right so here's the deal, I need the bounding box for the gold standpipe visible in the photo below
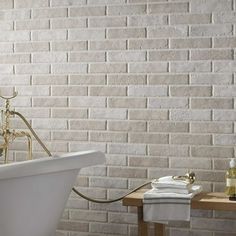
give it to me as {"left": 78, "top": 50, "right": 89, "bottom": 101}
{"left": 0, "top": 91, "right": 50, "bottom": 163}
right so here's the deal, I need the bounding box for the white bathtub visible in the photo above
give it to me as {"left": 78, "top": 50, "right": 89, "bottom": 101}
{"left": 0, "top": 150, "right": 105, "bottom": 236}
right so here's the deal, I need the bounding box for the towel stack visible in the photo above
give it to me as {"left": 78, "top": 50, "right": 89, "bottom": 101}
{"left": 143, "top": 176, "right": 202, "bottom": 223}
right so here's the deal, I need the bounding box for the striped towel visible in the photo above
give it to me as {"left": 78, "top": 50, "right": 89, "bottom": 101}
{"left": 143, "top": 185, "right": 202, "bottom": 223}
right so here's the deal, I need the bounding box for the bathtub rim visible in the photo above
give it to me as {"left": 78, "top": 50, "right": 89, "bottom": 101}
{"left": 0, "top": 150, "right": 105, "bottom": 180}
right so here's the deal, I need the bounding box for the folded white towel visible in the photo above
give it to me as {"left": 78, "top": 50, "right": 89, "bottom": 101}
{"left": 151, "top": 176, "right": 192, "bottom": 190}
{"left": 158, "top": 175, "right": 188, "bottom": 184}
{"left": 151, "top": 188, "right": 190, "bottom": 194}
{"left": 144, "top": 185, "right": 202, "bottom": 199}
{"left": 143, "top": 185, "right": 202, "bottom": 223}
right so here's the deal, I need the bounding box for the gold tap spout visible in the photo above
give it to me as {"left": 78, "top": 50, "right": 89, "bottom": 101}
{"left": 0, "top": 91, "right": 18, "bottom": 100}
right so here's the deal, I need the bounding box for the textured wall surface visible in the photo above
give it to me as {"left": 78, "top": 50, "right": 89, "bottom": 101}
{"left": 1, "top": 0, "right": 236, "bottom": 235}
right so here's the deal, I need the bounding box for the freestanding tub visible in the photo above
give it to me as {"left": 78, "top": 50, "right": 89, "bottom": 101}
{"left": 0, "top": 150, "right": 105, "bottom": 236}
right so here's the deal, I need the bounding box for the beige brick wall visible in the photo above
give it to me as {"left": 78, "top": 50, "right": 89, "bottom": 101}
{"left": 1, "top": 0, "right": 236, "bottom": 235}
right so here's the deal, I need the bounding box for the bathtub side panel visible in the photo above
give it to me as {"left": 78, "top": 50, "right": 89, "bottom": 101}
{"left": 0, "top": 170, "right": 79, "bottom": 236}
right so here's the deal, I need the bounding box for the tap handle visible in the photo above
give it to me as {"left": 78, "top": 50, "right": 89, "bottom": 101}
{"left": 0, "top": 91, "right": 18, "bottom": 101}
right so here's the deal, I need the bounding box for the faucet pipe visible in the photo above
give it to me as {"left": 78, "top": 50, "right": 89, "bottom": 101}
{"left": 11, "top": 111, "right": 52, "bottom": 156}
{"left": 12, "top": 111, "right": 52, "bottom": 157}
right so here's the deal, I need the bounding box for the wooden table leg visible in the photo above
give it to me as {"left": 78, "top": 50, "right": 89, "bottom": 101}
{"left": 137, "top": 206, "right": 148, "bottom": 236}
{"left": 154, "top": 223, "right": 165, "bottom": 236}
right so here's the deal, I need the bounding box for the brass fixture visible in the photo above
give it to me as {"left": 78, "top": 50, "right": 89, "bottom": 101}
{"left": 172, "top": 172, "right": 196, "bottom": 184}
{"left": 0, "top": 91, "right": 51, "bottom": 163}
{"left": 0, "top": 91, "right": 32, "bottom": 163}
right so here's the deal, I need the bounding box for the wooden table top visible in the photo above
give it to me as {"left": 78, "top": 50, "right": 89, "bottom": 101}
{"left": 122, "top": 189, "right": 236, "bottom": 211}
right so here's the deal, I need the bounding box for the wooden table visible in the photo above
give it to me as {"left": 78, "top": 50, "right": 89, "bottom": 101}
{"left": 122, "top": 189, "right": 236, "bottom": 236}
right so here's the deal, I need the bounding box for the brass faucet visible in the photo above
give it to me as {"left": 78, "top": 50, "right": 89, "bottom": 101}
{"left": 0, "top": 91, "right": 32, "bottom": 163}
